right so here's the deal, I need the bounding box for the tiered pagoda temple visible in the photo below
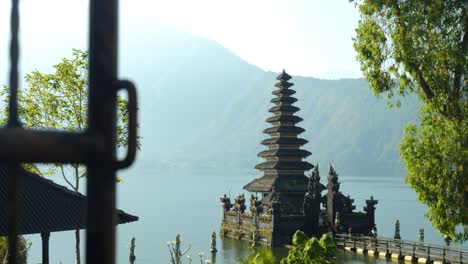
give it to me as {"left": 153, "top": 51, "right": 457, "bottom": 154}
{"left": 220, "top": 70, "right": 377, "bottom": 246}
{"left": 245, "top": 70, "right": 313, "bottom": 215}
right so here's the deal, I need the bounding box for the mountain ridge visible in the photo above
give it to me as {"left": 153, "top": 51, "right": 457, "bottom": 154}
{"left": 120, "top": 27, "right": 419, "bottom": 177}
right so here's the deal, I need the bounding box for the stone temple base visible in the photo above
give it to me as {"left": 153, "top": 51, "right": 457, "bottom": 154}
{"left": 220, "top": 211, "right": 306, "bottom": 246}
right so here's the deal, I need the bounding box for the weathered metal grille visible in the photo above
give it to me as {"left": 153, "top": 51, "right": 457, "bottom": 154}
{"left": 2, "top": 0, "right": 138, "bottom": 263}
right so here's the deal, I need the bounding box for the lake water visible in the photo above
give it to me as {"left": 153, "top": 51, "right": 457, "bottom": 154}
{"left": 24, "top": 164, "right": 465, "bottom": 263}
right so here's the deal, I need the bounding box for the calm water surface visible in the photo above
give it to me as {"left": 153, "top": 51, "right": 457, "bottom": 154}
{"left": 24, "top": 165, "right": 465, "bottom": 263}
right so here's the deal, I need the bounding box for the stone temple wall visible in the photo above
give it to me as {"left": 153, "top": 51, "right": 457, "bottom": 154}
{"left": 220, "top": 211, "right": 274, "bottom": 246}
{"left": 220, "top": 209, "right": 310, "bottom": 246}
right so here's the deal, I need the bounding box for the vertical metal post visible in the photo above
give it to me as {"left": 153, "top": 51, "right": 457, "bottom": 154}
{"left": 86, "top": 0, "right": 118, "bottom": 263}
{"left": 7, "top": 0, "right": 21, "bottom": 263}
{"left": 6, "top": 164, "right": 20, "bottom": 264}
{"left": 41, "top": 232, "right": 50, "bottom": 264}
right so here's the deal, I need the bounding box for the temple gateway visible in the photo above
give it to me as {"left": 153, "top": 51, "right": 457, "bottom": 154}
{"left": 220, "top": 70, "right": 377, "bottom": 246}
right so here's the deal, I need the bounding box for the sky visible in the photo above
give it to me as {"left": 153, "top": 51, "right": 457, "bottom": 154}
{"left": 0, "top": 0, "right": 363, "bottom": 82}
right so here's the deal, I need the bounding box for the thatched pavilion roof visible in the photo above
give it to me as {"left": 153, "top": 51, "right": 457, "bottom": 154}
{"left": 0, "top": 164, "right": 138, "bottom": 236}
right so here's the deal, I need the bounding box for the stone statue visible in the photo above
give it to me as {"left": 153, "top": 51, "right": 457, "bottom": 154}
{"left": 250, "top": 194, "right": 263, "bottom": 215}
{"left": 371, "top": 226, "right": 377, "bottom": 238}
{"left": 394, "top": 220, "right": 401, "bottom": 239}
{"left": 418, "top": 228, "right": 424, "bottom": 243}
{"left": 343, "top": 195, "right": 356, "bottom": 213}
{"left": 234, "top": 194, "right": 247, "bottom": 213}
{"left": 129, "top": 237, "right": 136, "bottom": 264}
{"left": 444, "top": 235, "right": 452, "bottom": 246}
{"left": 220, "top": 194, "right": 233, "bottom": 212}
{"left": 251, "top": 231, "right": 258, "bottom": 247}
{"left": 334, "top": 212, "right": 341, "bottom": 227}
{"left": 239, "top": 194, "right": 246, "bottom": 212}
{"left": 175, "top": 234, "right": 181, "bottom": 257}
{"left": 210, "top": 231, "right": 217, "bottom": 253}
{"left": 250, "top": 194, "right": 257, "bottom": 214}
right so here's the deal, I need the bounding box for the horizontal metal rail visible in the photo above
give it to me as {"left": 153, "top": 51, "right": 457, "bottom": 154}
{"left": 336, "top": 233, "right": 468, "bottom": 263}
{"left": 0, "top": 129, "right": 105, "bottom": 163}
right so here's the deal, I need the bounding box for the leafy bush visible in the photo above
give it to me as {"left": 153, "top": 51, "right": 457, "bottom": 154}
{"left": 280, "top": 231, "right": 335, "bottom": 264}
{"left": 238, "top": 247, "right": 275, "bottom": 264}
{"left": 239, "top": 231, "right": 335, "bottom": 264}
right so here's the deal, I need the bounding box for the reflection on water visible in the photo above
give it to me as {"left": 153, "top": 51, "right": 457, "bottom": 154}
{"left": 220, "top": 238, "right": 288, "bottom": 264}
{"left": 24, "top": 168, "right": 466, "bottom": 263}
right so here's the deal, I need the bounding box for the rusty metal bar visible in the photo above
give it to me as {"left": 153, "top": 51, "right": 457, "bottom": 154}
{"left": 0, "top": 129, "right": 104, "bottom": 163}
{"left": 86, "top": 0, "right": 119, "bottom": 263}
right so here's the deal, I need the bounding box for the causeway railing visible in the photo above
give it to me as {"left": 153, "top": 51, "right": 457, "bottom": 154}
{"left": 335, "top": 233, "right": 468, "bottom": 263}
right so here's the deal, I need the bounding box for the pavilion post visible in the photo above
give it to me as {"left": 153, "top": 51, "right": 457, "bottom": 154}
{"left": 41, "top": 232, "right": 50, "bottom": 264}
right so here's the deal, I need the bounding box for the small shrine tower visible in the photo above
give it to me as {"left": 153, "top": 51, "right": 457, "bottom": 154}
{"left": 303, "top": 164, "right": 326, "bottom": 236}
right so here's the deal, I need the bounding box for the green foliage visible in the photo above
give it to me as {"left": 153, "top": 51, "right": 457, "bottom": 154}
{"left": 353, "top": 0, "right": 467, "bottom": 241}
{"left": 0, "top": 49, "right": 131, "bottom": 185}
{"left": 237, "top": 231, "right": 334, "bottom": 264}
{"left": 400, "top": 105, "right": 467, "bottom": 241}
{"left": 238, "top": 247, "right": 275, "bottom": 264}
{"left": 0, "top": 236, "right": 30, "bottom": 264}
{"left": 353, "top": 0, "right": 467, "bottom": 112}
{"left": 280, "top": 231, "right": 335, "bottom": 264}
{"left": 0, "top": 49, "right": 135, "bottom": 264}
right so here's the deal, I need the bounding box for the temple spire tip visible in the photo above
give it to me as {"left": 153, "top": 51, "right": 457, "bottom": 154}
{"left": 276, "top": 69, "right": 292, "bottom": 81}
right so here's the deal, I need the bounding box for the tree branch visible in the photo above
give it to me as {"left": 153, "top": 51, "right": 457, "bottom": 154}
{"left": 29, "top": 163, "right": 43, "bottom": 176}
{"left": 452, "top": 27, "right": 467, "bottom": 102}
{"left": 73, "top": 163, "right": 80, "bottom": 192}
{"left": 60, "top": 165, "right": 75, "bottom": 190}
{"left": 391, "top": 0, "right": 434, "bottom": 100}
{"left": 414, "top": 67, "right": 435, "bottom": 100}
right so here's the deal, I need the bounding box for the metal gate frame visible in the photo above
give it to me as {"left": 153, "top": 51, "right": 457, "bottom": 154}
{"left": 1, "top": 0, "right": 138, "bottom": 263}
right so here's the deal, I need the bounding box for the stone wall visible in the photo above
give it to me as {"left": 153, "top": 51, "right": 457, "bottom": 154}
{"left": 273, "top": 215, "right": 305, "bottom": 245}
{"left": 220, "top": 211, "right": 274, "bottom": 246}
{"left": 340, "top": 212, "right": 372, "bottom": 234}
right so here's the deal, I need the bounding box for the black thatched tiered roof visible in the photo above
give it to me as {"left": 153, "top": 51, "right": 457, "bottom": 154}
{"left": 244, "top": 70, "right": 313, "bottom": 193}
{"left": 0, "top": 164, "right": 138, "bottom": 236}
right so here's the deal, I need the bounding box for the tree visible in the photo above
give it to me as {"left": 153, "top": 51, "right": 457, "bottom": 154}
{"left": 0, "top": 236, "right": 30, "bottom": 264}
{"left": 0, "top": 49, "right": 133, "bottom": 263}
{"left": 352, "top": 0, "right": 467, "bottom": 240}
{"left": 400, "top": 105, "right": 466, "bottom": 239}
{"left": 280, "top": 230, "right": 335, "bottom": 264}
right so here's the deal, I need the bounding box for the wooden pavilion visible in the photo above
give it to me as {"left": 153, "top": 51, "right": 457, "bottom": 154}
{"left": 0, "top": 164, "right": 138, "bottom": 263}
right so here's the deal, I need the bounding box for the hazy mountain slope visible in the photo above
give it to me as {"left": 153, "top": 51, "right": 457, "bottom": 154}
{"left": 120, "top": 27, "right": 419, "bottom": 176}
